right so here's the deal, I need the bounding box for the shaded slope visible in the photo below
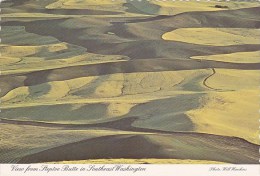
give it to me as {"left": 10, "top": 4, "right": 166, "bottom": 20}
{"left": 18, "top": 134, "right": 259, "bottom": 164}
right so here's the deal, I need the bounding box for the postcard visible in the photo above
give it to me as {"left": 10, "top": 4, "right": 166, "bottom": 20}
{"left": 0, "top": 0, "right": 259, "bottom": 176}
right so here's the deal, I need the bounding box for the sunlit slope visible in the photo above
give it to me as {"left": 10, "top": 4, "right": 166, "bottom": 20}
{"left": 162, "top": 28, "right": 260, "bottom": 46}
{"left": 188, "top": 90, "right": 259, "bottom": 144}
{"left": 204, "top": 69, "right": 259, "bottom": 90}
{"left": 46, "top": 0, "right": 125, "bottom": 10}
{"left": 191, "top": 51, "right": 260, "bottom": 63}
{"left": 188, "top": 69, "right": 260, "bottom": 144}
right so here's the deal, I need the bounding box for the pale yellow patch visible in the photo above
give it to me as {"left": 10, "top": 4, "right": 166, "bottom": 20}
{"left": 0, "top": 45, "right": 41, "bottom": 57}
{"left": 152, "top": 1, "right": 260, "bottom": 15}
{"left": 188, "top": 69, "right": 259, "bottom": 144}
{"left": 121, "top": 71, "right": 187, "bottom": 95}
{"left": 162, "top": 28, "right": 260, "bottom": 46}
{"left": 1, "top": 82, "right": 70, "bottom": 102}
{"left": 1, "top": 87, "right": 30, "bottom": 102}
{"left": 0, "top": 57, "right": 21, "bottom": 65}
{"left": 41, "top": 82, "right": 70, "bottom": 99}
{"left": 95, "top": 74, "right": 124, "bottom": 98}
{"left": 47, "top": 42, "right": 68, "bottom": 52}
{"left": 1, "top": 58, "right": 127, "bottom": 75}
{"left": 107, "top": 102, "right": 137, "bottom": 117}
{"left": 46, "top": 0, "right": 124, "bottom": 9}
{"left": 66, "top": 76, "right": 96, "bottom": 90}
{"left": 206, "top": 69, "right": 260, "bottom": 90}
{"left": 192, "top": 51, "right": 260, "bottom": 63}
{"left": 0, "top": 43, "right": 68, "bottom": 57}
{"left": 188, "top": 90, "right": 259, "bottom": 144}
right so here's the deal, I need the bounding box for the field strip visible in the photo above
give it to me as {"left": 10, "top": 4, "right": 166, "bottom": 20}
{"left": 0, "top": 91, "right": 206, "bottom": 109}
{"left": 162, "top": 28, "right": 260, "bottom": 46}
{"left": 191, "top": 51, "right": 260, "bottom": 63}
{"left": 1, "top": 60, "right": 128, "bottom": 75}
{"left": 1, "top": 117, "right": 259, "bottom": 148}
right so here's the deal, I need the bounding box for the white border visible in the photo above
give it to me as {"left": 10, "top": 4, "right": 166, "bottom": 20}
{"left": 0, "top": 164, "right": 260, "bottom": 176}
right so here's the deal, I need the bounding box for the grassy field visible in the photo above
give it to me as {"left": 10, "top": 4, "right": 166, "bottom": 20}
{"left": 0, "top": 0, "right": 259, "bottom": 164}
